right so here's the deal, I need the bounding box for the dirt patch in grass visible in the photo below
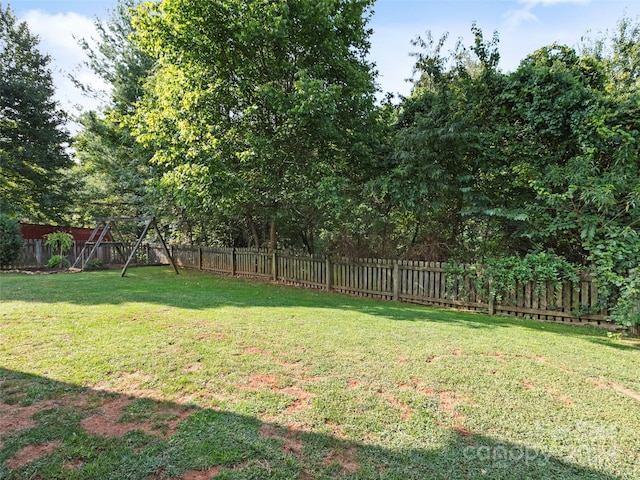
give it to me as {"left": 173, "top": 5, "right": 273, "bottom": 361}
{"left": 176, "top": 466, "right": 222, "bottom": 480}
{"left": 281, "top": 386, "right": 315, "bottom": 414}
{"left": 238, "top": 375, "right": 315, "bottom": 416}
{"left": 592, "top": 378, "right": 640, "bottom": 402}
{"left": 184, "top": 362, "right": 204, "bottom": 373}
{"left": 81, "top": 396, "right": 137, "bottom": 437}
{"left": 0, "top": 396, "right": 85, "bottom": 434}
{"left": 323, "top": 445, "right": 360, "bottom": 474}
{"left": 7, "top": 440, "right": 62, "bottom": 469}
{"left": 324, "top": 420, "right": 348, "bottom": 440}
{"left": 94, "top": 372, "right": 167, "bottom": 402}
{"left": 544, "top": 387, "right": 573, "bottom": 405}
{"left": 438, "top": 390, "right": 472, "bottom": 426}
{"left": 260, "top": 423, "right": 304, "bottom": 456}
{"left": 521, "top": 379, "right": 535, "bottom": 390}
{"left": 393, "top": 386, "right": 474, "bottom": 436}
{"left": 64, "top": 458, "right": 85, "bottom": 471}
{"left": 380, "top": 392, "right": 412, "bottom": 420}
{"left": 347, "top": 378, "right": 361, "bottom": 388}
{"left": 521, "top": 379, "right": 573, "bottom": 405}
{"left": 238, "top": 374, "right": 279, "bottom": 390}
{"left": 195, "top": 331, "right": 227, "bottom": 341}
{"left": 481, "top": 351, "right": 509, "bottom": 365}
{"left": 299, "top": 375, "right": 327, "bottom": 384}
{"left": 394, "top": 381, "right": 473, "bottom": 428}
{"left": 80, "top": 395, "right": 192, "bottom": 439}
{"left": 243, "top": 346, "right": 273, "bottom": 356}
{"left": 437, "top": 390, "right": 472, "bottom": 411}
{"left": 0, "top": 401, "right": 38, "bottom": 433}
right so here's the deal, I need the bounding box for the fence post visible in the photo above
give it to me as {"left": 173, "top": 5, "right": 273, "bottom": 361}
{"left": 198, "top": 246, "right": 202, "bottom": 271}
{"left": 231, "top": 248, "right": 236, "bottom": 276}
{"left": 393, "top": 261, "right": 399, "bottom": 302}
{"left": 35, "top": 240, "right": 42, "bottom": 268}
{"left": 325, "top": 256, "right": 332, "bottom": 291}
{"left": 488, "top": 279, "right": 495, "bottom": 315}
{"left": 272, "top": 250, "right": 278, "bottom": 281}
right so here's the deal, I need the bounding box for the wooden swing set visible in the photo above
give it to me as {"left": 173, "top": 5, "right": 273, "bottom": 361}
{"left": 71, "top": 217, "right": 178, "bottom": 277}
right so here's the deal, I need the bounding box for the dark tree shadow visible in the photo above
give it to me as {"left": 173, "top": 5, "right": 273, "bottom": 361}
{"left": 0, "top": 368, "right": 624, "bottom": 480}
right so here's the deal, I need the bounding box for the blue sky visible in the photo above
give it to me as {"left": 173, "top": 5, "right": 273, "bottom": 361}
{"left": 9, "top": 0, "right": 640, "bottom": 121}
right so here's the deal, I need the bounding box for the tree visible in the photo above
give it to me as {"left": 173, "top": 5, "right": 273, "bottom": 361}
{"left": 0, "top": 4, "right": 74, "bottom": 222}
{"left": 44, "top": 230, "right": 73, "bottom": 268}
{"left": 0, "top": 213, "right": 22, "bottom": 267}
{"left": 580, "top": 14, "right": 640, "bottom": 97}
{"left": 390, "top": 21, "right": 639, "bottom": 326}
{"left": 72, "top": 0, "right": 157, "bottom": 225}
{"left": 384, "top": 26, "right": 531, "bottom": 261}
{"left": 130, "top": 0, "right": 379, "bottom": 251}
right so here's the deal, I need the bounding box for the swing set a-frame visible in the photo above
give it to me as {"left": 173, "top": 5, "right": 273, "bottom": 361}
{"left": 71, "top": 217, "right": 178, "bottom": 277}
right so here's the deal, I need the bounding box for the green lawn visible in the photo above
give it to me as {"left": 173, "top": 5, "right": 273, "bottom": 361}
{"left": 1, "top": 267, "right": 639, "bottom": 479}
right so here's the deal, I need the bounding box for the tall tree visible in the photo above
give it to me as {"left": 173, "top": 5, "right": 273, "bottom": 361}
{"left": 72, "top": 0, "right": 157, "bottom": 225}
{"left": 131, "top": 0, "right": 379, "bottom": 251}
{"left": 390, "top": 21, "right": 639, "bottom": 325}
{"left": 0, "top": 3, "right": 74, "bottom": 221}
{"left": 385, "top": 26, "right": 529, "bottom": 261}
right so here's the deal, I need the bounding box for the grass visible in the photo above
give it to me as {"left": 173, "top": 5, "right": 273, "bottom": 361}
{"left": 0, "top": 266, "right": 639, "bottom": 479}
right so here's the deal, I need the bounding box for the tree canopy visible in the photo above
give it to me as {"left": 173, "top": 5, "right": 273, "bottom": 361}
{"left": 129, "top": 0, "right": 380, "bottom": 250}
{"left": 66, "top": 3, "right": 640, "bottom": 325}
{"left": 382, "top": 19, "right": 639, "bottom": 324}
{"left": 0, "top": 3, "right": 74, "bottom": 222}
{"left": 72, "top": 0, "right": 157, "bottom": 226}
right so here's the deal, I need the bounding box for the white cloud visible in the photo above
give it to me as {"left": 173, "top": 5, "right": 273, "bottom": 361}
{"left": 503, "top": 6, "right": 539, "bottom": 31}
{"left": 20, "top": 11, "right": 110, "bottom": 131}
{"left": 506, "top": 0, "right": 591, "bottom": 30}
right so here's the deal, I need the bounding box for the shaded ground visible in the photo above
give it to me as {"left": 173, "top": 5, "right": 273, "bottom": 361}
{"left": 0, "top": 367, "right": 629, "bottom": 480}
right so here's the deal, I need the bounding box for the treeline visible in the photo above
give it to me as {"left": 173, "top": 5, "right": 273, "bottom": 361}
{"left": 1, "top": 1, "right": 638, "bottom": 325}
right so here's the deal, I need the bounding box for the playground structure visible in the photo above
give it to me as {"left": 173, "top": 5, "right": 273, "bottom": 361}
{"left": 71, "top": 217, "right": 178, "bottom": 277}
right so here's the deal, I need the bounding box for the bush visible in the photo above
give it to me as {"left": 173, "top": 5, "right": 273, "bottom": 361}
{"left": 0, "top": 214, "right": 23, "bottom": 267}
{"left": 85, "top": 258, "right": 104, "bottom": 270}
{"left": 46, "top": 255, "right": 70, "bottom": 269}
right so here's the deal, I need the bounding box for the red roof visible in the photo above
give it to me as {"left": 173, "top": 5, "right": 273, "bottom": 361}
{"left": 20, "top": 224, "right": 111, "bottom": 242}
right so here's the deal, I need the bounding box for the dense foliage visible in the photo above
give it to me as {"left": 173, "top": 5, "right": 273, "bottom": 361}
{"left": 5, "top": 0, "right": 636, "bottom": 324}
{"left": 385, "top": 21, "right": 639, "bottom": 325}
{"left": 0, "top": 213, "right": 22, "bottom": 267}
{"left": 72, "top": 0, "right": 157, "bottom": 226}
{"left": 0, "top": 4, "right": 75, "bottom": 222}
{"left": 129, "top": 0, "right": 380, "bottom": 250}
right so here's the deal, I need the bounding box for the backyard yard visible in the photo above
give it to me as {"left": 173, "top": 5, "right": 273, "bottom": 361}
{"left": 0, "top": 266, "right": 639, "bottom": 479}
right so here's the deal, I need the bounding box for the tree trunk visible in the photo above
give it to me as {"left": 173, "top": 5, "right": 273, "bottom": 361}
{"left": 249, "top": 217, "right": 260, "bottom": 249}
{"left": 269, "top": 218, "right": 277, "bottom": 252}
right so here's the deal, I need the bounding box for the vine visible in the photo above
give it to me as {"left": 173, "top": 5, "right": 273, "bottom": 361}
{"left": 445, "top": 252, "right": 580, "bottom": 306}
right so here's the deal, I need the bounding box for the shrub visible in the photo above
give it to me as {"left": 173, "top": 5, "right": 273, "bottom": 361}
{"left": 0, "top": 214, "right": 23, "bottom": 267}
{"left": 85, "top": 258, "right": 104, "bottom": 270}
{"left": 446, "top": 252, "right": 579, "bottom": 304}
{"left": 47, "top": 255, "right": 71, "bottom": 269}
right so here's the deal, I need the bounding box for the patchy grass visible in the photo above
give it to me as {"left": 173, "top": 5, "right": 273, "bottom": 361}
{"left": 0, "top": 266, "right": 639, "bottom": 479}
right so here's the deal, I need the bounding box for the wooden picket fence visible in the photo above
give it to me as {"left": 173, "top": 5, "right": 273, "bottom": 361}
{"left": 148, "top": 245, "right": 613, "bottom": 328}
{"left": 12, "top": 240, "right": 617, "bottom": 328}
{"left": 14, "top": 239, "right": 126, "bottom": 269}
